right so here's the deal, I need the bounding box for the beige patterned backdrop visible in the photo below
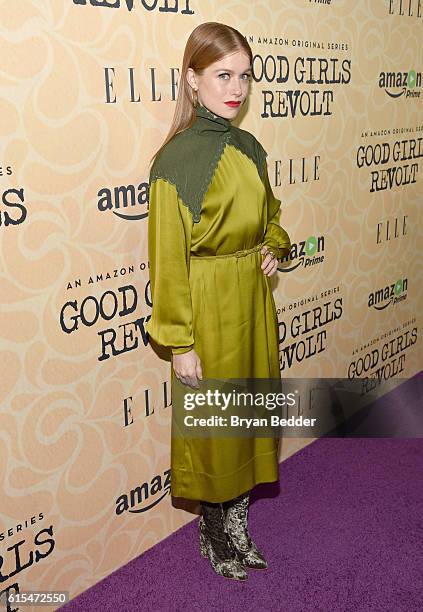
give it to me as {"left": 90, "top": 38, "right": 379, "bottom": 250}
{"left": 0, "top": 0, "right": 421, "bottom": 609}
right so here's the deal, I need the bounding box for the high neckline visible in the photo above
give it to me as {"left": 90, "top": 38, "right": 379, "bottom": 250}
{"left": 193, "top": 103, "right": 231, "bottom": 133}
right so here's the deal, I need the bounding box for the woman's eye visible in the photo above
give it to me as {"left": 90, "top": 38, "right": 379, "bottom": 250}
{"left": 218, "top": 73, "right": 252, "bottom": 80}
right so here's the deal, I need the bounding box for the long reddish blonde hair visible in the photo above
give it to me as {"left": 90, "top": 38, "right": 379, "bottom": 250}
{"left": 148, "top": 22, "right": 252, "bottom": 169}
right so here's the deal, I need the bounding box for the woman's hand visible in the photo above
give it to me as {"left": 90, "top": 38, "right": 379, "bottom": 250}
{"left": 260, "top": 246, "right": 279, "bottom": 276}
{"left": 172, "top": 348, "right": 203, "bottom": 389}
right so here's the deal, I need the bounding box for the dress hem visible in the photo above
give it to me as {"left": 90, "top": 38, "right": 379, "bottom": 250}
{"left": 170, "top": 448, "right": 280, "bottom": 503}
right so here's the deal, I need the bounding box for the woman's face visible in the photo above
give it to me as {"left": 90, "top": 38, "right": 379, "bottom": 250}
{"left": 187, "top": 50, "right": 252, "bottom": 120}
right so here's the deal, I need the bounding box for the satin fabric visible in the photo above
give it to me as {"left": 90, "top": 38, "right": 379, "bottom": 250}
{"left": 146, "top": 140, "right": 291, "bottom": 502}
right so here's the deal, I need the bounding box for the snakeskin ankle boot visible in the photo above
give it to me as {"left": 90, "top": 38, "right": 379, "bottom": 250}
{"left": 222, "top": 492, "right": 268, "bottom": 570}
{"left": 199, "top": 502, "right": 248, "bottom": 581}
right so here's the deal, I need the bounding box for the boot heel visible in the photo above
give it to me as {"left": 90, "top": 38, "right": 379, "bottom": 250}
{"left": 199, "top": 518, "right": 208, "bottom": 558}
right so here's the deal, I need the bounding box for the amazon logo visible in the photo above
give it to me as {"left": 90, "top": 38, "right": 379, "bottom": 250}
{"left": 116, "top": 469, "right": 171, "bottom": 515}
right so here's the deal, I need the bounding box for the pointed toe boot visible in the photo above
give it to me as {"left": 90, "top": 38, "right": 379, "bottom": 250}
{"left": 222, "top": 492, "right": 268, "bottom": 570}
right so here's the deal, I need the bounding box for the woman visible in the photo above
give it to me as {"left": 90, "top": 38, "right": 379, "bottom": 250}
{"left": 146, "top": 22, "right": 291, "bottom": 581}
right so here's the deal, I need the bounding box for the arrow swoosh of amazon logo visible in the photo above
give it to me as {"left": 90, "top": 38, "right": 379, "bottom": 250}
{"left": 385, "top": 87, "right": 406, "bottom": 98}
{"left": 129, "top": 487, "right": 171, "bottom": 513}
{"left": 113, "top": 210, "right": 149, "bottom": 220}
{"left": 278, "top": 257, "right": 304, "bottom": 272}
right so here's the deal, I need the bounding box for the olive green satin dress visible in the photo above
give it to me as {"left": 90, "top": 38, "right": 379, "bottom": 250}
{"left": 146, "top": 103, "right": 291, "bottom": 503}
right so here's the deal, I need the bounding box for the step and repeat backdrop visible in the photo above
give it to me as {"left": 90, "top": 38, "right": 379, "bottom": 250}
{"left": 0, "top": 0, "right": 421, "bottom": 608}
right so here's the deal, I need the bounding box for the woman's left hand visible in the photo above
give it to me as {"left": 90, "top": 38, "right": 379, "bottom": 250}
{"left": 260, "top": 246, "right": 279, "bottom": 276}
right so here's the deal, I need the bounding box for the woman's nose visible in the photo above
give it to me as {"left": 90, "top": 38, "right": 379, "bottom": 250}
{"left": 231, "top": 78, "right": 242, "bottom": 96}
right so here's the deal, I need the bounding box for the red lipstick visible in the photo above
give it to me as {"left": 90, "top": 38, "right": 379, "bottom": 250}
{"left": 224, "top": 101, "right": 241, "bottom": 108}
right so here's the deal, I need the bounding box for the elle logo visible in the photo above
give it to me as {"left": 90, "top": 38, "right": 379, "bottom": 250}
{"left": 376, "top": 215, "right": 407, "bottom": 244}
{"left": 388, "top": 0, "right": 423, "bottom": 17}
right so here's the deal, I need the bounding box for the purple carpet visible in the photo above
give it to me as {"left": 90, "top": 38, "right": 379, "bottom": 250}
{"left": 61, "top": 374, "right": 423, "bottom": 612}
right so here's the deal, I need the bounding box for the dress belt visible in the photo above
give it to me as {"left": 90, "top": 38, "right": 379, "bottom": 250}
{"left": 190, "top": 241, "right": 265, "bottom": 260}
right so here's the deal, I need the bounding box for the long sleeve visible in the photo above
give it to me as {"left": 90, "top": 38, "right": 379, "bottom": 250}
{"left": 261, "top": 160, "right": 291, "bottom": 260}
{"left": 145, "top": 177, "right": 195, "bottom": 355}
